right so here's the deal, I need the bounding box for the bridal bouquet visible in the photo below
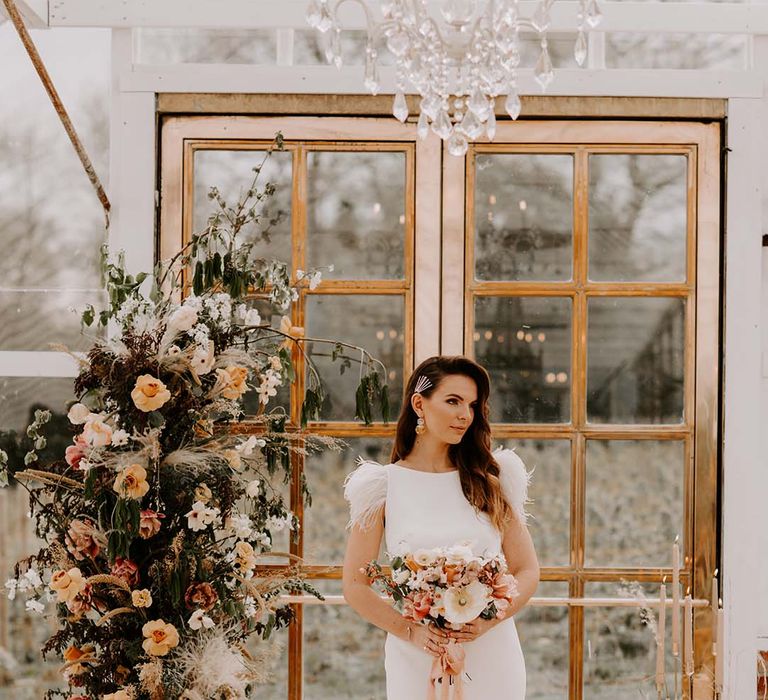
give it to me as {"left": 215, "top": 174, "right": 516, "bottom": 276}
{"left": 363, "top": 543, "right": 519, "bottom": 698}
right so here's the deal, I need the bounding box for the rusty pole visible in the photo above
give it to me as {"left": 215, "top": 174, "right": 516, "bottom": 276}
{"left": 1, "top": 0, "right": 112, "bottom": 227}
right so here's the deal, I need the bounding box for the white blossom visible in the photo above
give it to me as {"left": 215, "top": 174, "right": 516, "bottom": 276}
{"left": 67, "top": 403, "right": 91, "bottom": 425}
{"left": 111, "top": 429, "right": 130, "bottom": 446}
{"left": 236, "top": 435, "right": 265, "bottom": 457}
{"left": 188, "top": 609, "right": 215, "bottom": 631}
{"left": 168, "top": 305, "right": 198, "bottom": 332}
{"left": 5, "top": 579, "right": 17, "bottom": 601}
{"left": 186, "top": 501, "right": 220, "bottom": 532}
{"left": 245, "top": 479, "right": 262, "bottom": 498}
{"left": 226, "top": 513, "right": 253, "bottom": 540}
{"left": 25, "top": 599, "right": 45, "bottom": 614}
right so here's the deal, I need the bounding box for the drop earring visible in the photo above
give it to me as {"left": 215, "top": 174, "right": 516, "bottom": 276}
{"left": 415, "top": 416, "right": 426, "bottom": 435}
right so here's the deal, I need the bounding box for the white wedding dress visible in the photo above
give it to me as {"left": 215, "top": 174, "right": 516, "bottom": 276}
{"left": 344, "top": 447, "right": 531, "bottom": 700}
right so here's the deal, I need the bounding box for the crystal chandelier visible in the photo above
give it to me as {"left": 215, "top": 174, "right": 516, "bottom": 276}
{"left": 306, "top": 0, "right": 603, "bottom": 156}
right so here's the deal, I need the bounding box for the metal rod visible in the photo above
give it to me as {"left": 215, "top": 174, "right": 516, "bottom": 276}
{"left": 1, "top": 0, "right": 111, "bottom": 226}
{"left": 280, "top": 594, "right": 713, "bottom": 607}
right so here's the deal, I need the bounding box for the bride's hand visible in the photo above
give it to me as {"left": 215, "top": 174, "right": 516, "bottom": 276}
{"left": 410, "top": 622, "right": 450, "bottom": 657}
{"left": 447, "top": 617, "right": 497, "bottom": 643}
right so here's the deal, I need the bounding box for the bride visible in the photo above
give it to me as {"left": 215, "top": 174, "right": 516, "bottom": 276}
{"left": 342, "top": 355, "right": 539, "bottom": 699}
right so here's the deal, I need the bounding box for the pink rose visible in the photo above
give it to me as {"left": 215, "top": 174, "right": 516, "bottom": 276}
{"left": 66, "top": 519, "right": 106, "bottom": 561}
{"left": 66, "top": 584, "right": 93, "bottom": 618}
{"left": 489, "top": 572, "right": 519, "bottom": 602}
{"left": 111, "top": 557, "right": 140, "bottom": 587}
{"left": 403, "top": 590, "right": 433, "bottom": 622}
{"left": 139, "top": 509, "right": 165, "bottom": 539}
{"left": 65, "top": 435, "right": 89, "bottom": 470}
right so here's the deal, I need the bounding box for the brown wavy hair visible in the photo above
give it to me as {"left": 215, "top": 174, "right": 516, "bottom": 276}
{"left": 389, "top": 355, "right": 514, "bottom": 531}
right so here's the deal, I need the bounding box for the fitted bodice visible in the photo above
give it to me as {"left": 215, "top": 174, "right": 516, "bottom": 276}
{"left": 384, "top": 464, "right": 503, "bottom": 559}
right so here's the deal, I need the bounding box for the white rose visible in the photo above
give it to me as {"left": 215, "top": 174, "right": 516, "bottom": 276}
{"left": 413, "top": 548, "right": 439, "bottom": 567}
{"left": 244, "top": 308, "right": 262, "bottom": 326}
{"left": 169, "top": 305, "right": 198, "bottom": 332}
{"left": 82, "top": 414, "right": 113, "bottom": 447}
{"left": 67, "top": 403, "right": 91, "bottom": 425}
{"left": 445, "top": 544, "right": 476, "bottom": 565}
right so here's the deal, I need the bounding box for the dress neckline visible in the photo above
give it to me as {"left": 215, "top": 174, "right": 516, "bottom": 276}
{"left": 389, "top": 462, "right": 460, "bottom": 475}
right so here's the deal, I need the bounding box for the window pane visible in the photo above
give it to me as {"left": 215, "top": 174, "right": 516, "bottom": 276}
{"left": 585, "top": 440, "right": 684, "bottom": 568}
{"left": 606, "top": 33, "right": 747, "bottom": 70}
{"left": 474, "top": 154, "right": 573, "bottom": 281}
{"left": 303, "top": 581, "right": 387, "bottom": 699}
{"left": 306, "top": 151, "right": 407, "bottom": 280}
{"left": 193, "top": 149, "right": 293, "bottom": 266}
{"left": 496, "top": 440, "right": 571, "bottom": 567}
{"left": 305, "top": 295, "right": 405, "bottom": 422}
{"left": 303, "top": 437, "right": 392, "bottom": 566}
{"left": 587, "top": 297, "right": 685, "bottom": 424}
{"left": 589, "top": 155, "right": 687, "bottom": 282}
{"left": 516, "top": 581, "right": 570, "bottom": 700}
{"left": 583, "top": 581, "right": 675, "bottom": 699}
{"left": 136, "top": 28, "right": 276, "bottom": 64}
{"left": 0, "top": 290, "right": 104, "bottom": 352}
{"left": 475, "top": 296, "right": 571, "bottom": 423}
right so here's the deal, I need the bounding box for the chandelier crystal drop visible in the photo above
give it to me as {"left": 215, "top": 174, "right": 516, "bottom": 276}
{"left": 307, "top": 0, "right": 603, "bottom": 153}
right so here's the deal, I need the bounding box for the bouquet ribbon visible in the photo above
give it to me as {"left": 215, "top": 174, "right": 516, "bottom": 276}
{"left": 427, "top": 638, "right": 466, "bottom": 700}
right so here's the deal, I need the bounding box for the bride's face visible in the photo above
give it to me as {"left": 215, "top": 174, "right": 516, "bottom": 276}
{"left": 414, "top": 374, "right": 478, "bottom": 445}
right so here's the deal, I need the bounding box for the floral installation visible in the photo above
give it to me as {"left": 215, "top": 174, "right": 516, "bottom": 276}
{"left": 363, "top": 542, "right": 519, "bottom": 697}
{"left": 0, "top": 134, "right": 390, "bottom": 698}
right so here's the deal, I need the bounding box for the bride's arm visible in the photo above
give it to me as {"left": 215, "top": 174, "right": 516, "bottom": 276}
{"left": 500, "top": 516, "right": 540, "bottom": 619}
{"left": 342, "top": 511, "right": 448, "bottom": 653}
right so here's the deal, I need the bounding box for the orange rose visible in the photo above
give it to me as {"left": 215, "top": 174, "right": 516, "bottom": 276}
{"left": 141, "top": 619, "right": 179, "bottom": 656}
{"left": 113, "top": 463, "right": 150, "bottom": 500}
{"left": 50, "top": 567, "right": 86, "bottom": 603}
{"left": 219, "top": 365, "right": 249, "bottom": 400}
{"left": 131, "top": 375, "right": 171, "bottom": 412}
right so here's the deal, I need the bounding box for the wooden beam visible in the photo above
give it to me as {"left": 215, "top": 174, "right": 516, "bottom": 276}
{"left": 49, "top": 0, "right": 768, "bottom": 34}
{"left": 0, "top": 0, "right": 47, "bottom": 27}
{"left": 119, "top": 63, "right": 762, "bottom": 99}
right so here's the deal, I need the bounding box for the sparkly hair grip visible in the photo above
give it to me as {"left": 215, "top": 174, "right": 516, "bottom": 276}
{"left": 413, "top": 375, "right": 432, "bottom": 394}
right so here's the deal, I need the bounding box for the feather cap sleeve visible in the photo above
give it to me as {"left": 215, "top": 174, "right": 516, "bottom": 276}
{"left": 343, "top": 457, "right": 389, "bottom": 532}
{"left": 493, "top": 447, "right": 533, "bottom": 525}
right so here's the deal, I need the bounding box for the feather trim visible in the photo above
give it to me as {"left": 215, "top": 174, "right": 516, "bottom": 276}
{"left": 343, "top": 457, "right": 389, "bottom": 532}
{"left": 492, "top": 447, "right": 533, "bottom": 525}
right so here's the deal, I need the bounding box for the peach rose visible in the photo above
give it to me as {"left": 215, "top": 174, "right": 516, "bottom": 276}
{"left": 139, "top": 509, "right": 165, "bottom": 539}
{"left": 131, "top": 589, "right": 153, "bottom": 608}
{"left": 219, "top": 365, "right": 249, "bottom": 400}
{"left": 142, "top": 619, "right": 179, "bottom": 656}
{"left": 66, "top": 518, "right": 106, "bottom": 561}
{"left": 403, "top": 590, "right": 433, "bottom": 622}
{"left": 50, "top": 567, "right": 86, "bottom": 603}
{"left": 233, "top": 541, "right": 257, "bottom": 573}
{"left": 184, "top": 582, "right": 218, "bottom": 611}
{"left": 489, "top": 571, "right": 519, "bottom": 601}
{"left": 103, "top": 690, "right": 133, "bottom": 700}
{"left": 131, "top": 375, "right": 171, "bottom": 412}
{"left": 66, "top": 583, "right": 93, "bottom": 617}
{"left": 113, "top": 463, "right": 150, "bottom": 500}
{"left": 82, "top": 414, "right": 113, "bottom": 447}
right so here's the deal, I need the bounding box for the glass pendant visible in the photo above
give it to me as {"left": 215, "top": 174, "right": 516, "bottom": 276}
{"left": 447, "top": 129, "right": 469, "bottom": 157}
{"left": 505, "top": 90, "right": 521, "bottom": 120}
{"left": 534, "top": 42, "right": 554, "bottom": 90}
{"left": 393, "top": 91, "right": 409, "bottom": 122}
{"left": 432, "top": 109, "right": 453, "bottom": 140}
{"left": 460, "top": 109, "right": 484, "bottom": 140}
{"left": 486, "top": 109, "right": 497, "bottom": 140}
{"left": 574, "top": 29, "right": 588, "bottom": 66}
{"left": 417, "top": 111, "right": 430, "bottom": 140}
